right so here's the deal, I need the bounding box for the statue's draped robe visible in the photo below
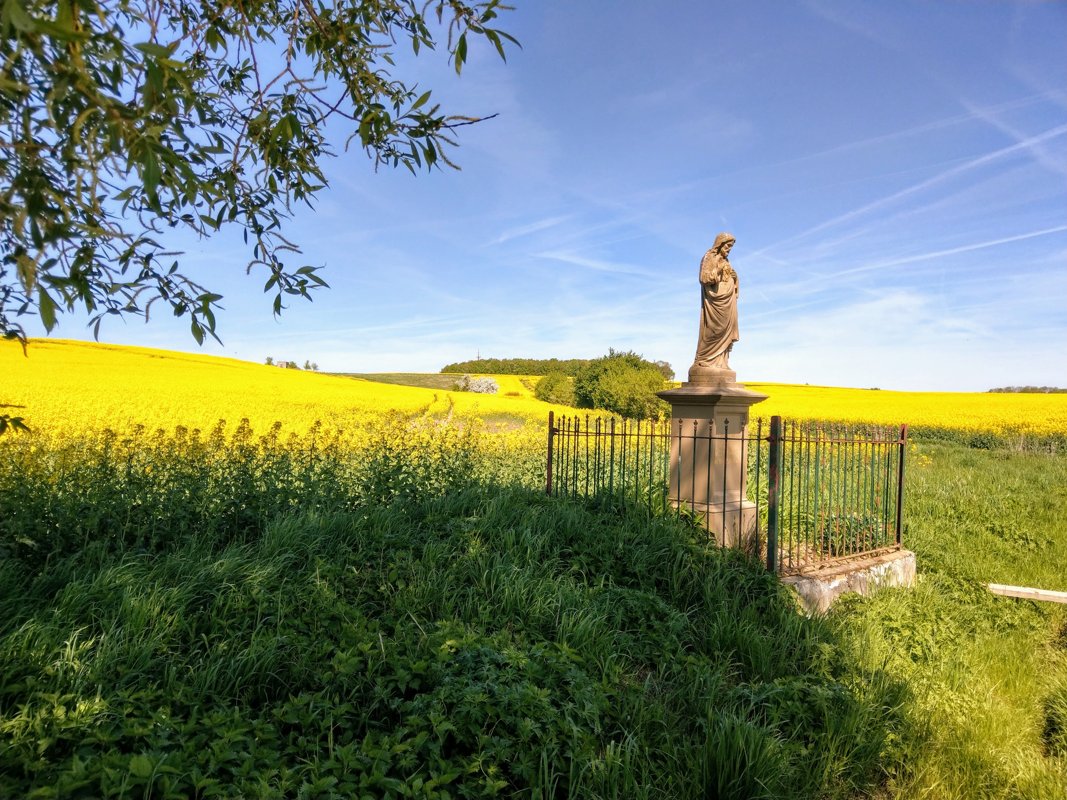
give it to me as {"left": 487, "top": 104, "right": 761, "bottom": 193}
{"left": 693, "top": 249, "right": 739, "bottom": 369}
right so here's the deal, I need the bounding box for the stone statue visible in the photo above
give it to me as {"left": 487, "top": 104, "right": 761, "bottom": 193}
{"left": 691, "top": 232, "right": 739, "bottom": 377}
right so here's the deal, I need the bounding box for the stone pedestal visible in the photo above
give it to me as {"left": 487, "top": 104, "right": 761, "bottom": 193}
{"left": 658, "top": 376, "right": 767, "bottom": 547}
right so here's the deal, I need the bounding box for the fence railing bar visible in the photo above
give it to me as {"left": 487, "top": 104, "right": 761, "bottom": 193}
{"left": 555, "top": 415, "right": 563, "bottom": 496}
{"left": 659, "top": 422, "right": 664, "bottom": 515}
{"left": 856, "top": 430, "right": 865, "bottom": 555}
{"left": 896, "top": 424, "right": 907, "bottom": 547}
{"left": 572, "top": 416, "right": 579, "bottom": 499}
{"left": 688, "top": 420, "right": 695, "bottom": 519}
{"left": 862, "top": 435, "right": 870, "bottom": 550}
{"left": 593, "top": 417, "right": 600, "bottom": 494}
{"left": 857, "top": 430, "right": 866, "bottom": 554}
{"left": 788, "top": 420, "right": 796, "bottom": 569}
{"left": 632, "top": 418, "right": 639, "bottom": 505}
{"left": 791, "top": 421, "right": 799, "bottom": 569}
{"left": 833, "top": 423, "right": 843, "bottom": 559}
{"left": 802, "top": 421, "right": 809, "bottom": 568}
{"left": 848, "top": 428, "right": 856, "bottom": 556}
{"left": 882, "top": 431, "right": 891, "bottom": 544}
{"left": 701, "top": 420, "right": 710, "bottom": 529}
{"left": 651, "top": 419, "right": 658, "bottom": 511}
{"left": 754, "top": 418, "right": 763, "bottom": 545}
{"left": 559, "top": 415, "right": 566, "bottom": 496}
{"left": 766, "top": 416, "right": 782, "bottom": 573}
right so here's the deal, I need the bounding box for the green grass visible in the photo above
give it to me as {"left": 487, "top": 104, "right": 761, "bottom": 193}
{"left": 827, "top": 441, "right": 1067, "bottom": 799}
{"left": 3, "top": 424, "right": 1066, "bottom": 797}
{"left": 0, "top": 428, "right": 906, "bottom": 798}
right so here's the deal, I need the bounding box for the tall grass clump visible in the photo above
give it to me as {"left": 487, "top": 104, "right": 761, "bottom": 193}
{"left": 0, "top": 435, "right": 909, "bottom": 798}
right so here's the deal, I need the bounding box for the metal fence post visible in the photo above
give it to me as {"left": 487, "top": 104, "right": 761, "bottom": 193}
{"left": 895, "top": 423, "right": 908, "bottom": 546}
{"left": 766, "top": 416, "right": 782, "bottom": 573}
{"left": 546, "top": 411, "right": 555, "bottom": 496}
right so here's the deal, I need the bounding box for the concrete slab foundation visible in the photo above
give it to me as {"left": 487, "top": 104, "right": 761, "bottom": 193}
{"left": 782, "top": 549, "right": 916, "bottom": 615}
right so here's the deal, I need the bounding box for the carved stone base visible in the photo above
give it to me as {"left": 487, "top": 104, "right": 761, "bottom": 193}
{"left": 687, "top": 364, "right": 737, "bottom": 386}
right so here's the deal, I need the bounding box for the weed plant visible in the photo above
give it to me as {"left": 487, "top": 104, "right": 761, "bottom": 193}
{"left": 0, "top": 415, "right": 543, "bottom": 569}
{"left": 0, "top": 425, "right": 908, "bottom": 798}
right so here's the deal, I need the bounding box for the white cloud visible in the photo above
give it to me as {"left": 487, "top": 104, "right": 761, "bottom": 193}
{"left": 740, "top": 289, "right": 1066, "bottom": 390}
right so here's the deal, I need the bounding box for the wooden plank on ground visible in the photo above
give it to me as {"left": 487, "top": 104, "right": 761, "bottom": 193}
{"left": 987, "top": 584, "right": 1067, "bottom": 604}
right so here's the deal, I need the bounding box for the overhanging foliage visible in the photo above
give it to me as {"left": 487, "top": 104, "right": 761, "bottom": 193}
{"left": 0, "top": 0, "right": 517, "bottom": 343}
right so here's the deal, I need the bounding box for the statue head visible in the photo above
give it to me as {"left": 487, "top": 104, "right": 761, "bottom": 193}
{"left": 712, "top": 232, "right": 735, "bottom": 256}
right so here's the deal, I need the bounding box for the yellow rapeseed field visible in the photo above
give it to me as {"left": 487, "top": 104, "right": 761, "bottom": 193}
{"left": 1, "top": 339, "right": 558, "bottom": 439}
{"left": 746, "top": 382, "right": 1067, "bottom": 441}
{"left": 3, "top": 339, "right": 1064, "bottom": 441}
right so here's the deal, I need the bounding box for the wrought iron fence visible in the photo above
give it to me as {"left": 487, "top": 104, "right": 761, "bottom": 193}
{"left": 546, "top": 411, "right": 766, "bottom": 555}
{"left": 765, "top": 418, "right": 907, "bottom": 574}
{"left": 545, "top": 411, "right": 907, "bottom": 575}
{"left": 546, "top": 413, "right": 669, "bottom": 511}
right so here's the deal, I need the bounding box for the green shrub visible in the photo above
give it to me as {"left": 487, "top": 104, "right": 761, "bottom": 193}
{"left": 534, "top": 371, "right": 575, "bottom": 406}
{"left": 573, "top": 349, "right": 669, "bottom": 420}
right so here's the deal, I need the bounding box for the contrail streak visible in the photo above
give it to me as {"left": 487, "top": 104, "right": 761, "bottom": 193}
{"left": 752, "top": 124, "right": 1067, "bottom": 257}
{"left": 827, "top": 225, "right": 1067, "bottom": 278}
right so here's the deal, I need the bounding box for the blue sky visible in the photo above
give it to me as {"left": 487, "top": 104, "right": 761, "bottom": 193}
{"left": 27, "top": 1, "right": 1067, "bottom": 391}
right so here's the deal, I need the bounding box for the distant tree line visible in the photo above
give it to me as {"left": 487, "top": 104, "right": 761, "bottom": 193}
{"left": 988, "top": 386, "right": 1066, "bottom": 393}
{"left": 442, "top": 357, "right": 589, "bottom": 376}
{"left": 442, "top": 357, "right": 674, "bottom": 380}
